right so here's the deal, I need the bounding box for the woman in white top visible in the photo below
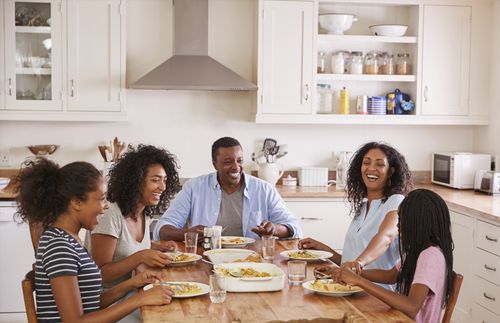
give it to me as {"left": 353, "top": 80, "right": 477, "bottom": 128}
{"left": 89, "top": 145, "right": 180, "bottom": 289}
{"left": 299, "top": 141, "right": 413, "bottom": 288}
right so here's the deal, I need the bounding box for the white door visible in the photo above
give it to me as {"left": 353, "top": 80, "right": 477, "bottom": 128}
{"left": 421, "top": 5, "right": 470, "bottom": 116}
{"left": 260, "top": 0, "right": 313, "bottom": 114}
{"left": 450, "top": 210, "right": 475, "bottom": 322}
{"left": 4, "top": 0, "right": 63, "bottom": 111}
{"left": 66, "top": 0, "right": 123, "bottom": 112}
{"left": 0, "top": 1, "right": 4, "bottom": 111}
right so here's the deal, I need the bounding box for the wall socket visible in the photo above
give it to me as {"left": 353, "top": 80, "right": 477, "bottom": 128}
{"left": 0, "top": 149, "right": 11, "bottom": 167}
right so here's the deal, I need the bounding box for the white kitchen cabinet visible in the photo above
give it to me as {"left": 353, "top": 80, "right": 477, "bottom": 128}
{"left": 257, "top": 0, "right": 314, "bottom": 115}
{"left": 450, "top": 210, "right": 475, "bottom": 322}
{"left": 0, "top": 2, "right": 4, "bottom": 112}
{"left": 284, "top": 198, "right": 351, "bottom": 251}
{"left": 0, "top": 201, "right": 34, "bottom": 313}
{"left": 421, "top": 5, "right": 471, "bottom": 117}
{"left": 1, "top": 0, "right": 126, "bottom": 121}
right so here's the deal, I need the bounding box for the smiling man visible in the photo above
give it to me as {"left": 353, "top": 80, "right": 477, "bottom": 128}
{"left": 154, "top": 137, "right": 302, "bottom": 242}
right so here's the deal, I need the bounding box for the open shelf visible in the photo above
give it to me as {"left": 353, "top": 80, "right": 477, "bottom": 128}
{"left": 15, "top": 26, "right": 51, "bottom": 34}
{"left": 317, "top": 74, "right": 416, "bottom": 82}
{"left": 16, "top": 67, "right": 52, "bottom": 75}
{"left": 318, "top": 34, "right": 417, "bottom": 44}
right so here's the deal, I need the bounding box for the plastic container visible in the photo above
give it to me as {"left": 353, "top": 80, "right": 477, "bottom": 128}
{"left": 350, "top": 51, "right": 363, "bottom": 74}
{"left": 396, "top": 53, "right": 412, "bottom": 75}
{"left": 316, "top": 83, "right": 333, "bottom": 114}
{"left": 339, "top": 87, "right": 350, "bottom": 114}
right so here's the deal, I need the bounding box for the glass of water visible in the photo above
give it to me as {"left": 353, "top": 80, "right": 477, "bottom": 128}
{"left": 184, "top": 232, "right": 198, "bottom": 254}
{"left": 288, "top": 260, "right": 307, "bottom": 285}
{"left": 209, "top": 274, "right": 226, "bottom": 304}
{"left": 262, "top": 235, "right": 275, "bottom": 260}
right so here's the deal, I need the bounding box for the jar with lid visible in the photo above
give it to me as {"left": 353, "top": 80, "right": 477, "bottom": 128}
{"left": 381, "top": 53, "right": 395, "bottom": 75}
{"left": 364, "top": 51, "right": 380, "bottom": 75}
{"left": 350, "top": 51, "right": 363, "bottom": 74}
{"left": 396, "top": 53, "right": 412, "bottom": 75}
{"left": 331, "top": 51, "right": 344, "bottom": 74}
{"left": 316, "top": 83, "right": 333, "bottom": 114}
{"left": 317, "top": 51, "right": 326, "bottom": 74}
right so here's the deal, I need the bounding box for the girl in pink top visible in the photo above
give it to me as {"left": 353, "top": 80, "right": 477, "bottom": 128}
{"left": 325, "top": 189, "right": 454, "bottom": 323}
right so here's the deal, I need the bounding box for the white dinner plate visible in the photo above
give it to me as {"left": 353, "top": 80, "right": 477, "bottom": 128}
{"left": 280, "top": 249, "right": 334, "bottom": 261}
{"left": 302, "top": 280, "right": 363, "bottom": 297}
{"left": 221, "top": 236, "right": 256, "bottom": 248}
{"left": 143, "top": 281, "right": 209, "bottom": 298}
{"left": 164, "top": 252, "right": 202, "bottom": 266}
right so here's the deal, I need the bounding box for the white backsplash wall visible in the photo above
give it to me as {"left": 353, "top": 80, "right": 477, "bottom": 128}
{"left": 0, "top": 0, "right": 478, "bottom": 176}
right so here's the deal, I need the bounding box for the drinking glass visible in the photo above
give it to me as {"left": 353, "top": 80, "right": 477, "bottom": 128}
{"left": 209, "top": 274, "right": 226, "bottom": 304}
{"left": 211, "top": 225, "right": 222, "bottom": 249}
{"left": 288, "top": 260, "right": 307, "bottom": 285}
{"left": 262, "top": 235, "right": 275, "bottom": 260}
{"left": 184, "top": 232, "right": 198, "bottom": 254}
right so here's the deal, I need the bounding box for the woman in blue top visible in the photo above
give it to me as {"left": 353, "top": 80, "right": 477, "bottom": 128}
{"left": 299, "top": 142, "right": 413, "bottom": 288}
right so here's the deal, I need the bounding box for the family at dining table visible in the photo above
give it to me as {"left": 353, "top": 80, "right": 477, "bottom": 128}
{"left": 13, "top": 136, "right": 455, "bottom": 323}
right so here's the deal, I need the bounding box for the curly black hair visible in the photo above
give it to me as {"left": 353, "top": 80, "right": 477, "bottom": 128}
{"left": 14, "top": 158, "right": 101, "bottom": 228}
{"left": 106, "top": 144, "right": 180, "bottom": 220}
{"left": 346, "top": 141, "right": 413, "bottom": 215}
{"left": 211, "top": 137, "right": 241, "bottom": 161}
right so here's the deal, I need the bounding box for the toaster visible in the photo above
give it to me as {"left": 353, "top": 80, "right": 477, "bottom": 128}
{"left": 474, "top": 171, "right": 500, "bottom": 195}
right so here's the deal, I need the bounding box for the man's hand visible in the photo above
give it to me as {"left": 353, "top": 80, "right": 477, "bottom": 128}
{"left": 251, "top": 220, "right": 275, "bottom": 237}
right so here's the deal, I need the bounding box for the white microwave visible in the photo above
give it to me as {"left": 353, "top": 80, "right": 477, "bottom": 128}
{"left": 432, "top": 153, "right": 491, "bottom": 189}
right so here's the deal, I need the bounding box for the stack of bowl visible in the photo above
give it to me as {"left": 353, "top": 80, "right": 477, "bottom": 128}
{"left": 367, "top": 96, "right": 387, "bottom": 115}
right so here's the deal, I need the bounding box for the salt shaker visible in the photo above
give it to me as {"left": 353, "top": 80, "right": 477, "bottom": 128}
{"left": 203, "top": 227, "right": 213, "bottom": 250}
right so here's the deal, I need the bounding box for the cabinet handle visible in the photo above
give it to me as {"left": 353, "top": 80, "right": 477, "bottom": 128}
{"left": 424, "top": 86, "right": 428, "bottom": 102}
{"left": 483, "top": 292, "right": 496, "bottom": 301}
{"left": 485, "top": 235, "right": 498, "bottom": 242}
{"left": 70, "top": 80, "right": 75, "bottom": 97}
{"left": 484, "top": 264, "right": 497, "bottom": 272}
{"left": 300, "top": 217, "right": 323, "bottom": 221}
{"left": 8, "top": 78, "right": 12, "bottom": 96}
{"left": 304, "top": 84, "right": 309, "bottom": 101}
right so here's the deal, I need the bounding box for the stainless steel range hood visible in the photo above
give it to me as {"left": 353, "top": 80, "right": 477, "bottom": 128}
{"left": 130, "top": 0, "right": 257, "bottom": 91}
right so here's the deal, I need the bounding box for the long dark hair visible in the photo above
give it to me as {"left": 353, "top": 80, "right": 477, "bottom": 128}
{"left": 14, "top": 158, "right": 101, "bottom": 228}
{"left": 396, "top": 189, "right": 454, "bottom": 308}
{"left": 107, "top": 144, "right": 180, "bottom": 220}
{"left": 346, "top": 141, "right": 413, "bottom": 215}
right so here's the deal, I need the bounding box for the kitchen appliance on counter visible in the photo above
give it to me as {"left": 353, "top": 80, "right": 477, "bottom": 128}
{"left": 432, "top": 152, "right": 491, "bottom": 189}
{"left": 299, "top": 167, "right": 329, "bottom": 187}
{"left": 474, "top": 170, "right": 500, "bottom": 194}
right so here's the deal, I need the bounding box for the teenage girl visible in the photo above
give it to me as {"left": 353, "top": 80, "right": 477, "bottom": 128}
{"left": 317, "top": 189, "right": 454, "bottom": 323}
{"left": 15, "top": 158, "right": 173, "bottom": 323}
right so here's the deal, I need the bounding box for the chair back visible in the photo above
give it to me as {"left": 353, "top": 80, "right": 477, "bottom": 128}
{"left": 22, "top": 269, "right": 37, "bottom": 323}
{"left": 441, "top": 271, "right": 463, "bottom": 323}
{"left": 29, "top": 222, "right": 43, "bottom": 257}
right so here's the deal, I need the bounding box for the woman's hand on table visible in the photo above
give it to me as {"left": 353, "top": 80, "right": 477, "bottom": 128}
{"left": 139, "top": 285, "right": 174, "bottom": 306}
{"left": 140, "top": 249, "right": 173, "bottom": 267}
{"left": 298, "top": 237, "right": 331, "bottom": 252}
{"left": 151, "top": 240, "right": 178, "bottom": 252}
{"left": 131, "top": 270, "right": 163, "bottom": 288}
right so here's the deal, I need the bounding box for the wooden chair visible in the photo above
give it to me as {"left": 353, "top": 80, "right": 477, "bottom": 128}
{"left": 442, "top": 271, "right": 464, "bottom": 323}
{"left": 22, "top": 269, "right": 37, "bottom": 323}
{"left": 28, "top": 221, "right": 43, "bottom": 257}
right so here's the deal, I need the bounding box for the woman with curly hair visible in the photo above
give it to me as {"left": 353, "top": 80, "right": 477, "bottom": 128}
{"left": 15, "top": 159, "right": 172, "bottom": 322}
{"left": 299, "top": 141, "right": 413, "bottom": 290}
{"left": 88, "top": 144, "right": 180, "bottom": 290}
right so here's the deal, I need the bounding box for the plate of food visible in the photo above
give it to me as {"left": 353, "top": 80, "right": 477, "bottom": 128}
{"left": 203, "top": 248, "right": 262, "bottom": 264}
{"left": 280, "top": 249, "right": 334, "bottom": 261}
{"left": 143, "top": 281, "right": 209, "bottom": 298}
{"left": 302, "top": 279, "right": 363, "bottom": 297}
{"left": 164, "top": 252, "right": 202, "bottom": 266}
{"left": 221, "top": 236, "right": 256, "bottom": 248}
{"left": 213, "top": 262, "right": 285, "bottom": 292}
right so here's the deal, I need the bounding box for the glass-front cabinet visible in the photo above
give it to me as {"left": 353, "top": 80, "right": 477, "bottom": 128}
{"left": 4, "top": 0, "right": 62, "bottom": 110}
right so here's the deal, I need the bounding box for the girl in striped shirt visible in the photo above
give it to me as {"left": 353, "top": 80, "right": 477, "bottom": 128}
{"left": 15, "top": 158, "right": 173, "bottom": 323}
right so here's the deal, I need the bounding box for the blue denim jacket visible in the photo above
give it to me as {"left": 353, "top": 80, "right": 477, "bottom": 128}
{"left": 153, "top": 172, "right": 302, "bottom": 240}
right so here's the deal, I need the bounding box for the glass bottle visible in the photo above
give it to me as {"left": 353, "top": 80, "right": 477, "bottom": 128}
{"left": 316, "top": 83, "right": 333, "bottom": 114}
{"left": 349, "top": 51, "right": 363, "bottom": 74}
{"left": 317, "top": 52, "right": 326, "bottom": 73}
{"left": 396, "top": 53, "right": 412, "bottom": 75}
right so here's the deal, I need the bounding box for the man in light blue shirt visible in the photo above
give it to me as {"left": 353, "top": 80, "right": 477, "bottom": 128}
{"left": 154, "top": 137, "right": 302, "bottom": 241}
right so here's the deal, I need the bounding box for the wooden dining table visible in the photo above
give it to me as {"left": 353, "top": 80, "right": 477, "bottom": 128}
{"left": 139, "top": 239, "right": 413, "bottom": 323}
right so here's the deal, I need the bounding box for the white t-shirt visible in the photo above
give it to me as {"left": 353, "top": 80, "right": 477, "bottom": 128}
{"left": 88, "top": 202, "right": 151, "bottom": 289}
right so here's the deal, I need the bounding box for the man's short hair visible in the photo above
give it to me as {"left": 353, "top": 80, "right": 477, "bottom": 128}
{"left": 212, "top": 137, "right": 241, "bottom": 161}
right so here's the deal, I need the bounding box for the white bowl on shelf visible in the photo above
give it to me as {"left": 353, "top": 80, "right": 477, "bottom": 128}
{"left": 319, "top": 14, "right": 357, "bottom": 35}
{"left": 369, "top": 24, "right": 408, "bottom": 37}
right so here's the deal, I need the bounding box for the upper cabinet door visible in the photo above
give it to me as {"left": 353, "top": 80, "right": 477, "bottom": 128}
{"left": 0, "top": 1, "right": 4, "bottom": 111}
{"left": 260, "top": 0, "right": 313, "bottom": 114}
{"left": 4, "top": 0, "right": 63, "bottom": 111}
{"left": 421, "top": 5, "right": 471, "bottom": 116}
{"left": 66, "top": 0, "right": 123, "bottom": 112}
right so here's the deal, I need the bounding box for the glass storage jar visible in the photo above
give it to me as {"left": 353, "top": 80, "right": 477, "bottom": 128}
{"left": 396, "top": 53, "right": 412, "bottom": 75}
{"left": 381, "top": 53, "right": 395, "bottom": 75}
{"left": 364, "top": 51, "right": 380, "bottom": 75}
{"left": 317, "top": 51, "right": 326, "bottom": 73}
{"left": 316, "top": 83, "right": 333, "bottom": 114}
{"left": 331, "top": 51, "right": 345, "bottom": 74}
{"left": 350, "top": 51, "right": 363, "bottom": 74}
